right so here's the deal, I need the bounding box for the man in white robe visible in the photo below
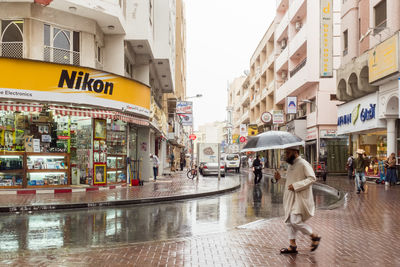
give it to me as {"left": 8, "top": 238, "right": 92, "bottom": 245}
{"left": 274, "top": 146, "right": 321, "bottom": 254}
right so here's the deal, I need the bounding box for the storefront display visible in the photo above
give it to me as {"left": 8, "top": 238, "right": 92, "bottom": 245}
{"left": 106, "top": 121, "right": 127, "bottom": 184}
{"left": 93, "top": 119, "right": 107, "bottom": 185}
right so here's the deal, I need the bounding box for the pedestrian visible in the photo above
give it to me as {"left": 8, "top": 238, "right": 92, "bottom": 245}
{"left": 248, "top": 156, "right": 252, "bottom": 168}
{"left": 385, "top": 153, "right": 397, "bottom": 186}
{"left": 260, "top": 156, "right": 265, "bottom": 168}
{"left": 252, "top": 155, "right": 263, "bottom": 184}
{"left": 354, "top": 149, "right": 368, "bottom": 194}
{"left": 274, "top": 146, "right": 321, "bottom": 254}
{"left": 346, "top": 154, "right": 354, "bottom": 179}
{"left": 150, "top": 154, "right": 160, "bottom": 181}
{"left": 180, "top": 154, "right": 186, "bottom": 171}
{"left": 169, "top": 152, "right": 175, "bottom": 171}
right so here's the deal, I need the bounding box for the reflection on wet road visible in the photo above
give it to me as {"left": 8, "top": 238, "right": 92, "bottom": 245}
{"left": 0, "top": 171, "right": 338, "bottom": 252}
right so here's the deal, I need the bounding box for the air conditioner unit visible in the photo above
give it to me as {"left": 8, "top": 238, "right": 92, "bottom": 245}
{"left": 281, "top": 39, "right": 287, "bottom": 49}
{"left": 297, "top": 109, "right": 305, "bottom": 118}
{"left": 295, "top": 21, "right": 302, "bottom": 31}
{"left": 281, "top": 71, "right": 287, "bottom": 79}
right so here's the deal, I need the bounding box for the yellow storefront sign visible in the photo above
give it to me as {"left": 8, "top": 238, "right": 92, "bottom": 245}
{"left": 232, "top": 134, "right": 239, "bottom": 143}
{"left": 369, "top": 34, "right": 399, "bottom": 83}
{"left": 248, "top": 125, "right": 258, "bottom": 136}
{"left": 0, "top": 58, "right": 150, "bottom": 116}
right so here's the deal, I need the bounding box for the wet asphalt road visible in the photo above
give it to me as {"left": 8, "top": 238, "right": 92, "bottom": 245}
{"left": 0, "top": 171, "right": 338, "bottom": 252}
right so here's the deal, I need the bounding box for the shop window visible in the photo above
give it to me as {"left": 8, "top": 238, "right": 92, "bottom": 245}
{"left": 106, "top": 120, "right": 127, "bottom": 184}
{"left": 0, "top": 19, "right": 23, "bottom": 58}
{"left": 44, "top": 24, "right": 80, "bottom": 65}
{"left": 374, "top": 0, "right": 387, "bottom": 34}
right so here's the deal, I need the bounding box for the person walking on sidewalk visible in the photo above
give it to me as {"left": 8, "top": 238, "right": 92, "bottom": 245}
{"left": 274, "top": 146, "right": 321, "bottom": 254}
{"left": 354, "top": 149, "right": 368, "bottom": 194}
{"left": 385, "top": 153, "right": 397, "bottom": 186}
{"left": 150, "top": 154, "right": 160, "bottom": 181}
{"left": 180, "top": 154, "right": 186, "bottom": 171}
{"left": 347, "top": 154, "right": 354, "bottom": 180}
{"left": 252, "top": 155, "right": 263, "bottom": 184}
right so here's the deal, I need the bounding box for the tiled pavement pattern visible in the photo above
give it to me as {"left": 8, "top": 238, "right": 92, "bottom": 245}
{"left": 0, "top": 172, "right": 240, "bottom": 211}
{"left": 1, "top": 176, "right": 400, "bottom": 266}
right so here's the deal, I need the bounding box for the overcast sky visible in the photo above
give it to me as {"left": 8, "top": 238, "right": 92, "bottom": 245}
{"left": 185, "top": 0, "right": 276, "bottom": 130}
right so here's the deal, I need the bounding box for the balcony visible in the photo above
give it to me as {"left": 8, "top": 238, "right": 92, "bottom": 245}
{"left": 275, "top": 11, "right": 289, "bottom": 42}
{"left": 288, "top": 0, "right": 306, "bottom": 22}
{"left": 275, "top": 46, "right": 289, "bottom": 72}
{"left": 290, "top": 58, "right": 307, "bottom": 78}
{"left": 288, "top": 24, "right": 306, "bottom": 58}
{"left": 44, "top": 46, "right": 80, "bottom": 66}
{"left": 168, "top": 132, "right": 176, "bottom": 140}
{"left": 241, "top": 110, "right": 249, "bottom": 123}
{"left": 0, "top": 42, "right": 23, "bottom": 58}
{"left": 240, "top": 90, "right": 250, "bottom": 105}
{"left": 267, "top": 81, "right": 275, "bottom": 95}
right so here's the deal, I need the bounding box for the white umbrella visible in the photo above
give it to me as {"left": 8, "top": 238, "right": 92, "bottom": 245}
{"left": 242, "top": 131, "right": 304, "bottom": 152}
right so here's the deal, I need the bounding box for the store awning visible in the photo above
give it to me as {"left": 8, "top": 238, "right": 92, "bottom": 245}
{"left": 0, "top": 103, "right": 42, "bottom": 112}
{"left": 115, "top": 112, "right": 149, "bottom": 126}
{"left": 50, "top": 106, "right": 149, "bottom": 126}
{"left": 50, "top": 106, "right": 115, "bottom": 119}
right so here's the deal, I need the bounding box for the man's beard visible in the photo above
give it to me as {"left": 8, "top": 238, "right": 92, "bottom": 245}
{"left": 286, "top": 154, "right": 296, "bottom": 165}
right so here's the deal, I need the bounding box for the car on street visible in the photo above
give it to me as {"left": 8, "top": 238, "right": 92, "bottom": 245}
{"left": 201, "top": 158, "right": 225, "bottom": 177}
{"left": 224, "top": 153, "right": 241, "bottom": 173}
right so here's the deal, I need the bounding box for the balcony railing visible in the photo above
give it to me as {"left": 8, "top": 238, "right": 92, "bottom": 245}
{"left": 44, "top": 46, "right": 80, "bottom": 66}
{"left": 289, "top": 58, "right": 307, "bottom": 78}
{"left": 0, "top": 42, "right": 23, "bottom": 58}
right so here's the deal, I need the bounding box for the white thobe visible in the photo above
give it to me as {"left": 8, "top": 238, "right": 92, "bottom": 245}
{"left": 283, "top": 157, "right": 316, "bottom": 223}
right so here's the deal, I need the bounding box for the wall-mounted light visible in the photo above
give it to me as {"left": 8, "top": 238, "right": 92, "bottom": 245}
{"left": 69, "top": 6, "right": 77, "bottom": 12}
{"left": 107, "top": 25, "right": 115, "bottom": 30}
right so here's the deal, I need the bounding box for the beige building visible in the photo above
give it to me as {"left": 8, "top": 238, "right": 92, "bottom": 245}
{"left": 0, "top": 0, "right": 178, "bottom": 184}
{"left": 163, "top": 0, "right": 188, "bottom": 169}
{"left": 336, "top": 0, "right": 400, "bottom": 167}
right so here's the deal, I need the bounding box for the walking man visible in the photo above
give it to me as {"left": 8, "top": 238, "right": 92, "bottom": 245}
{"left": 274, "top": 146, "right": 321, "bottom": 254}
{"left": 354, "top": 149, "right": 368, "bottom": 194}
{"left": 252, "top": 155, "right": 263, "bottom": 184}
{"left": 347, "top": 154, "right": 354, "bottom": 179}
{"left": 150, "top": 154, "right": 160, "bottom": 181}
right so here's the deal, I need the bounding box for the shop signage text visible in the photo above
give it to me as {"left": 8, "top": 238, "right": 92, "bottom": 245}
{"left": 0, "top": 58, "right": 150, "bottom": 117}
{"left": 261, "top": 112, "right": 272, "bottom": 124}
{"left": 272, "top": 110, "right": 284, "bottom": 124}
{"left": 369, "top": 34, "right": 399, "bottom": 83}
{"left": 320, "top": 0, "right": 333, "bottom": 77}
{"left": 58, "top": 70, "right": 114, "bottom": 95}
{"left": 337, "top": 104, "right": 376, "bottom": 126}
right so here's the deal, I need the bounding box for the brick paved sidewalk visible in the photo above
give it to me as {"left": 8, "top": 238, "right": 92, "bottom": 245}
{"left": 0, "top": 171, "right": 240, "bottom": 212}
{"left": 2, "top": 176, "right": 400, "bottom": 266}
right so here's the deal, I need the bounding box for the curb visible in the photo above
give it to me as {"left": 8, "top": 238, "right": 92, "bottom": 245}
{"left": 1, "top": 183, "right": 241, "bottom": 213}
{"left": 0, "top": 184, "right": 128, "bottom": 195}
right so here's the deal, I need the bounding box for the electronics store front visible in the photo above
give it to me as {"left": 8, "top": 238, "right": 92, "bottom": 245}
{"left": 0, "top": 58, "right": 150, "bottom": 188}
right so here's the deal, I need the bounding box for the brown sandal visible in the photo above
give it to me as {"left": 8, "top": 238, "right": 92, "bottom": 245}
{"left": 311, "top": 236, "right": 321, "bottom": 251}
{"left": 280, "top": 245, "right": 298, "bottom": 254}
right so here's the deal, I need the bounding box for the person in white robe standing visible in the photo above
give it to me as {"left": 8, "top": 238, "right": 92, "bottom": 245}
{"left": 274, "top": 146, "right": 321, "bottom": 254}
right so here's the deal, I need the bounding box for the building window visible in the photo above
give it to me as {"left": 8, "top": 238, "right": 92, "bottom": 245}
{"left": 125, "top": 57, "right": 133, "bottom": 78}
{"left": 95, "top": 43, "right": 102, "bottom": 69}
{"left": 44, "top": 24, "right": 80, "bottom": 65}
{"left": 374, "top": 0, "right": 387, "bottom": 33}
{"left": 310, "top": 98, "right": 316, "bottom": 113}
{"left": 343, "top": 30, "right": 348, "bottom": 56}
{"left": 0, "top": 20, "right": 23, "bottom": 58}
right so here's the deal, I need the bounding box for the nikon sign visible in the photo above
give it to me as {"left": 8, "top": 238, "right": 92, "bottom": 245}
{"left": 0, "top": 58, "right": 150, "bottom": 116}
